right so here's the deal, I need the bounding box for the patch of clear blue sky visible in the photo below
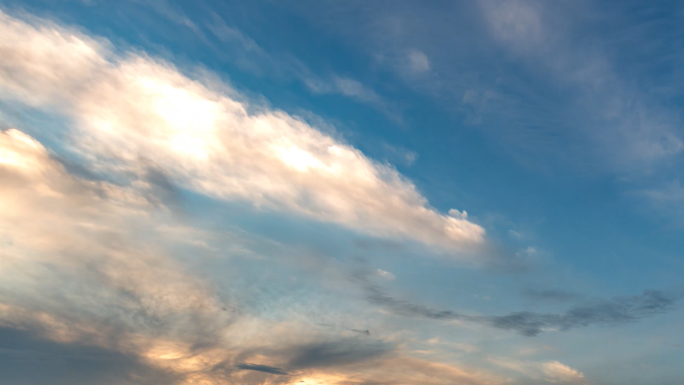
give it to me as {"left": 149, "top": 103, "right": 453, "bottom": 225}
{"left": 2, "top": 1, "right": 684, "bottom": 378}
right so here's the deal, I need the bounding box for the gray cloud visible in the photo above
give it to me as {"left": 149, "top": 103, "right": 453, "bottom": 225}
{"left": 235, "top": 363, "right": 288, "bottom": 375}
{"left": 0, "top": 326, "right": 180, "bottom": 385}
{"left": 286, "top": 339, "right": 393, "bottom": 369}
{"left": 348, "top": 328, "right": 371, "bottom": 335}
{"left": 363, "top": 277, "right": 680, "bottom": 336}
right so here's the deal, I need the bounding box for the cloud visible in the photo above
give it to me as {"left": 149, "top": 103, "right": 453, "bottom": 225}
{"left": 541, "top": 361, "right": 586, "bottom": 384}
{"left": 0, "top": 11, "right": 109, "bottom": 106}
{"left": 205, "top": 13, "right": 400, "bottom": 120}
{"left": 489, "top": 289, "right": 679, "bottom": 336}
{"left": 408, "top": 50, "right": 430, "bottom": 73}
{"left": 348, "top": 328, "right": 371, "bottom": 335}
{"left": 479, "top": 0, "right": 544, "bottom": 51}
{"left": 637, "top": 180, "right": 684, "bottom": 222}
{"left": 285, "top": 339, "right": 392, "bottom": 369}
{"left": 235, "top": 363, "right": 288, "bottom": 375}
{"left": 0, "top": 10, "right": 515, "bottom": 385}
{"left": 377, "top": 269, "right": 396, "bottom": 280}
{"left": 0, "top": 10, "right": 484, "bottom": 255}
{"left": 305, "top": 75, "right": 403, "bottom": 123}
{"left": 478, "top": 0, "right": 684, "bottom": 172}
{"left": 642, "top": 180, "right": 684, "bottom": 204}
{"left": 490, "top": 357, "right": 586, "bottom": 384}
{"left": 362, "top": 276, "right": 679, "bottom": 336}
{"left": 131, "top": 0, "right": 201, "bottom": 32}
{"left": 296, "top": 0, "right": 684, "bottom": 175}
{"left": 0, "top": 125, "right": 502, "bottom": 385}
{"left": 307, "top": 76, "right": 380, "bottom": 104}
{"left": 380, "top": 142, "right": 418, "bottom": 167}
{"left": 0, "top": 327, "right": 181, "bottom": 385}
{"left": 0, "top": 127, "right": 232, "bottom": 382}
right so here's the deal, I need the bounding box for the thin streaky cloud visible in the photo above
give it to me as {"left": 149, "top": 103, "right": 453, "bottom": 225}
{"left": 235, "top": 363, "right": 288, "bottom": 375}
{"left": 361, "top": 274, "right": 680, "bottom": 336}
{"left": 205, "top": 12, "right": 402, "bottom": 121}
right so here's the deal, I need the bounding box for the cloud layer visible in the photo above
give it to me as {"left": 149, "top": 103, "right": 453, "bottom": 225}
{"left": 0, "top": 9, "right": 515, "bottom": 385}
{"left": 0, "top": 9, "right": 484, "bottom": 254}
{"left": 0, "top": 97, "right": 498, "bottom": 385}
{"left": 6, "top": 6, "right": 676, "bottom": 385}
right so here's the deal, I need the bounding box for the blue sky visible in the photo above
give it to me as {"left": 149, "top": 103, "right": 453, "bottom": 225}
{"left": 0, "top": 1, "right": 683, "bottom": 384}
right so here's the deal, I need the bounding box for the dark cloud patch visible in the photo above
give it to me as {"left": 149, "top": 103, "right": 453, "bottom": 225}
{"left": 286, "top": 339, "right": 392, "bottom": 369}
{"left": 0, "top": 326, "right": 180, "bottom": 385}
{"left": 502, "top": 289, "right": 678, "bottom": 336}
{"left": 365, "top": 283, "right": 466, "bottom": 321}
{"left": 144, "top": 165, "right": 185, "bottom": 210}
{"left": 315, "top": 322, "right": 370, "bottom": 336}
{"left": 51, "top": 153, "right": 103, "bottom": 182}
{"left": 236, "top": 363, "right": 288, "bottom": 375}
{"left": 363, "top": 276, "right": 680, "bottom": 337}
{"left": 348, "top": 328, "right": 371, "bottom": 335}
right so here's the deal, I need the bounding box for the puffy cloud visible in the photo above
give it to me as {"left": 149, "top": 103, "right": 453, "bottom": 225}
{"left": 0, "top": 10, "right": 484, "bottom": 255}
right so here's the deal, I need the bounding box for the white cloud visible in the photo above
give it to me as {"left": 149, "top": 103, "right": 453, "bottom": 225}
{"left": 377, "top": 269, "right": 396, "bottom": 280}
{"left": 490, "top": 357, "right": 586, "bottom": 384}
{"left": 0, "top": 11, "right": 485, "bottom": 254}
{"left": 542, "top": 361, "right": 586, "bottom": 384}
{"left": 408, "top": 50, "right": 431, "bottom": 73}
{"left": 516, "top": 246, "right": 537, "bottom": 257}
{"left": 0, "top": 11, "right": 109, "bottom": 106}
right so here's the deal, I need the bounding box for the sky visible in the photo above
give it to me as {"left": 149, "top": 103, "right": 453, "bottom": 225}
{"left": 0, "top": 1, "right": 683, "bottom": 384}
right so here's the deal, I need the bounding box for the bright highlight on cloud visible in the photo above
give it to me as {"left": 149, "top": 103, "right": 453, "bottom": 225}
{"left": 0, "top": 99, "right": 500, "bottom": 385}
{"left": 0, "top": 11, "right": 502, "bottom": 384}
{"left": 0, "top": 10, "right": 484, "bottom": 254}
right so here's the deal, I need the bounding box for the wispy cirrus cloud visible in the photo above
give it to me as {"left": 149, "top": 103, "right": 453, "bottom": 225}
{"left": 205, "top": 12, "right": 402, "bottom": 121}
{"left": 478, "top": 0, "right": 684, "bottom": 173}
{"left": 282, "top": 1, "right": 684, "bottom": 176}
{"left": 361, "top": 273, "right": 680, "bottom": 336}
